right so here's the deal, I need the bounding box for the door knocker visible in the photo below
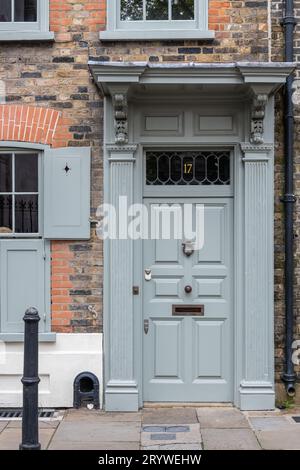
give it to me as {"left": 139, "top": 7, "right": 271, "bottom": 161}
{"left": 182, "top": 241, "right": 194, "bottom": 257}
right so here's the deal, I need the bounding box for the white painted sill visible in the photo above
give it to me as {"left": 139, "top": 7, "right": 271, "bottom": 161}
{"left": 100, "top": 29, "right": 215, "bottom": 41}
{"left": 0, "top": 31, "right": 55, "bottom": 41}
{"left": 0, "top": 333, "right": 56, "bottom": 342}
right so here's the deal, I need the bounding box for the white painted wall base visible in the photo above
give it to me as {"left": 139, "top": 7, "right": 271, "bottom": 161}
{"left": 0, "top": 333, "right": 103, "bottom": 408}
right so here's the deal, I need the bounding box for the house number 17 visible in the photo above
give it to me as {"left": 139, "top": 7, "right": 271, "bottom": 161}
{"left": 184, "top": 163, "right": 193, "bottom": 174}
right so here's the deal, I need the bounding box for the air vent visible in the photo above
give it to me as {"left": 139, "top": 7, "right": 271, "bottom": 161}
{"left": 0, "top": 409, "right": 55, "bottom": 419}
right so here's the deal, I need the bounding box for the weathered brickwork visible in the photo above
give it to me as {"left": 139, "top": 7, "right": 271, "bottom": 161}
{"left": 93, "top": 0, "right": 269, "bottom": 62}
{"left": 271, "top": 1, "right": 300, "bottom": 400}
{"left": 0, "top": 1, "right": 105, "bottom": 333}
{"left": 0, "top": 0, "right": 298, "bottom": 399}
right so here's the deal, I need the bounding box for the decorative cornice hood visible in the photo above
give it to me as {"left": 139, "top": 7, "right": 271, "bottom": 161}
{"left": 89, "top": 61, "right": 295, "bottom": 95}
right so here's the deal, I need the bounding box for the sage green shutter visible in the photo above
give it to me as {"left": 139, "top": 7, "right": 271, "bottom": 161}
{"left": 44, "top": 147, "right": 91, "bottom": 239}
{"left": 0, "top": 240, "right": 46, "bottom": 333}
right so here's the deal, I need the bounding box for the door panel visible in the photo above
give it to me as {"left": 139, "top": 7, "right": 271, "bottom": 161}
{"left": 143, "top": 198, "right": 233, "bottom": 402}
{"left": 0, "top": 240, "right": 46, "bottom": 333}
{"left": 153, "top": 319, "right": 183, "bottom": 379}
{"left": 155, "top": 279, "right": 180, "bottom": 298}
{"left": 196, "top": 278, "right": 224, "bottom": 297}
{"left": 155, "top": 239, "right": 179, "bottom": 262}
{"left": 193, "top": 320, "right": 223, "bottom": 378}
{"left": 198, "top": 206, "right": 224, "bottom": 263}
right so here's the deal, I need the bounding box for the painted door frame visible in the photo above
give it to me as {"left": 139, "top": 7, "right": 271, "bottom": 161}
{"left": 92, "top": 62, "right": 294, "bottom": 412}
{"left": 136, "top": 142, "right": 236, "bottom": 409}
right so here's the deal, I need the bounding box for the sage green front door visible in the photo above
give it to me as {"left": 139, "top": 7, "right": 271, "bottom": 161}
{"left": 143, "top": 198, "right": 233, "bottom": 402}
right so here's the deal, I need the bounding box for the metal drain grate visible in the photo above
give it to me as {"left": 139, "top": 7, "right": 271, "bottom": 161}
{"left": 292, "top": 416, "right": 300, "bottom": 423}
{"left": 0, "top": 409, "right": 55, "bottom": 419}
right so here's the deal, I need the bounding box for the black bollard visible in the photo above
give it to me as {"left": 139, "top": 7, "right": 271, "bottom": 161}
{"left": 19, "top": 307, "right": 41, "bottom": 451}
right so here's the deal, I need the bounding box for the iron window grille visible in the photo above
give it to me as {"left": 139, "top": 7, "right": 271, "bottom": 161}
{"left": 0, "top": 151, "right": 40, "bottom": 236}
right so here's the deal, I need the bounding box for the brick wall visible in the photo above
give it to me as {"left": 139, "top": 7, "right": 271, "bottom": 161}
{"left": 271, "top": 1, "right": 300, "bottom": 398}
{"left": 0, "top": 105, "right": 61, "bottom": 144}
{"left": 0, "top": 1, "right": 105, "bottom": 333}
{"left": 92, "top": 0, "right": 269, "bottom": 62}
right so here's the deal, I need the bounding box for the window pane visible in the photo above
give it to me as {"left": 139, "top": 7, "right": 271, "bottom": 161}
{"left": 0, "top": 0, "right": 11, "bottom": 22}
{"left": 206, "top": 153, "right": 219, "bottom": 184}
{"left": 15, "top": 0, "right": 37, "bottom": 22}
{"left": 0, "top": 195, "right": 12, "bottom": 233}
{"left": 172, "top": 0, "right": 194, "bottom": 20}
{"left": 15, "top": 195, "right": 38, "bottom": 233}
{"left": 146, "top": 0, "right": 168, "bottom": 20}
{"left": 121, "top": 0, "right": 143, "bottom": 21}
{"left": 0, "top": 154, "right": 12, "bottom": 192}
{"left": 15, "top": 154, "right": 38, "bottom": 193}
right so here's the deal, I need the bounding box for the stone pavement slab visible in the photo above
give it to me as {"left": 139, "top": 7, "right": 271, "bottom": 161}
{"left": 7, "top": 420, "right": 60, "bottom": 429}
{"left": 141, "top": 423, "right": 201, "bottom": 447}
{"left": 64, "top": 409, "right": 142, "bottom": 423}
{"left": 245, "top": 410, "right": 281, "bottom": 417}
{"left": 202, "top": 428, "right": 261, "bottom": 450}
{"left": 50, "top": 420, "right": 140, "bottom": 445}
{"left": 256, "top": 429, "right": 300, "bottom": 450}
{"left": 249, "top": 416, "right": 294, "bottom": 431}
{"left": 0, "top": 428, "right": 55, "bottom": 450}
{"left": 197, "top": 407, "right": 249, "bottom": 429}
{"left": 49, "top": 440, "right": 140, "bottom": 450}
{"left": 143, "top": 408, "right": 198, "bottom": 424}
{"left": 2, "top": 407, "right": 299, "bottom": 450}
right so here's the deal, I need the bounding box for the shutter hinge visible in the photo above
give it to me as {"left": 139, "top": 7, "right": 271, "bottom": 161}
{"left": 43, "top": 313, "right": 47, "bottom": 322}
{"left": 43, "top": 252, "right": 46, "bottom": 260}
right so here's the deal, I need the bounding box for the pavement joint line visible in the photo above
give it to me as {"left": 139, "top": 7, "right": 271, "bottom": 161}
{"left": 252, "top": 429, "right": 263, "bottom": 450}
{"left": 0, "top": 421, "right": 9, "bottom": 435}
{"left": 243, "top": 412, "right": 256, "bottom": 432}
{"left": 45, "top": 410, "right": 67, "bottom": 449}
{"left": 46, "top": 417, "right": 63, "bottom": 450}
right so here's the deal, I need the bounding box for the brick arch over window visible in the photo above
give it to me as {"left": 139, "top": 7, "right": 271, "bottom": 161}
{"left": 0, "top": 105, "right": 62, "bottom": 146}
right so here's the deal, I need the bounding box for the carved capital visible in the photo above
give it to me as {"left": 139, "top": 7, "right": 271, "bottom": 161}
{"left": 250, "top": 93, "right": 268, "bottom": 145}
{"left": 112, "top": 92, "right": 128, "bottom": 145}
{"left": 106, "top": 144, "right": 138, "bottom": 162}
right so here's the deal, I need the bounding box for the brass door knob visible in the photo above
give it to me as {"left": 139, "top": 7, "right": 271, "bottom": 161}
{"left": 185, "top": 285, "right": 192, "bottom": 294}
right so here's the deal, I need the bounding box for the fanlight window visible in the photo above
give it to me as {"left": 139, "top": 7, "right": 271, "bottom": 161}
{"left": 146, "top": 151, "right": 231, "bottom": 186}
